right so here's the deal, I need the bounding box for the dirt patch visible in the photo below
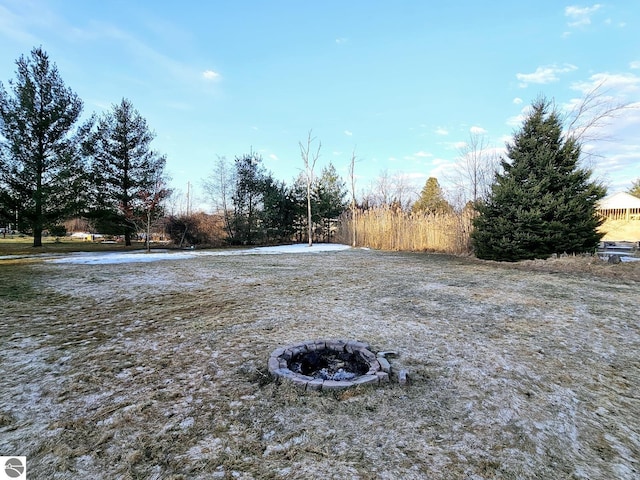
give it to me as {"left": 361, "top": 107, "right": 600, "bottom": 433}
{"left": 1, "top": 249, "right": 639, "bottom": 479}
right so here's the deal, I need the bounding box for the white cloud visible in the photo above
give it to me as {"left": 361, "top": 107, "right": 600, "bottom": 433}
{"left": 516, "top": 64, "right": 577, "bottom": 87}
{"left": 506, "top": 105, "right": 533, "bottom": 127}
{"left": 435, "top": 127, "right": 449, "bottom": 135}
{"left": 269, "top": 154, "right": 278, "bottom": 160}
{"left": 630, "top": 61, "right": 640, "bottom": 70}
{"left": 335, "top": 37, "right": 349, "bottom": 44}
{"left": 203, "top": 70, "right": 221, "bottom": 81}
{"left": 513, "top": 97, "right": 523, "bottom": 105}
{"left": 344, "top": 130, "right": 353, "bottom": 136}
{"left": 470, "top": 126, "right": 487, "bottom": 135}
{"left": 202, "top": 69, "right": 221, "bottom": 81}
{"left": 571, "top": 72, "right": 640, "bottom": 95}
{"left": 414, "top": 150, "right": 433, "bottom": 158}
{"left": 565, "top": 4, "right": 602, "bottom": 27}
{"left": 506, "top": 114, "right": 525, "bottom": 127}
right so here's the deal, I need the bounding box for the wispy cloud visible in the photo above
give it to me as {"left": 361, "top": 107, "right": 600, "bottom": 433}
{"left": 335, "top": 37, "right": 349, "bottom": 45}
{"left": 630, "top": 61, "right": 640, "bottom": 70}
{"left": 414, "top": 150, "right": 433, "bottom": 158}
{"left": 0, "top": 2, "right": 70, "bottom": 45}
{"left": 516, "top": 64, "right": 577, "bottom": 87}
{"left": 0, "top": 4, "right": 39, "bottom": 44}
{"left": 344, "top": 130, "right": 353, "bottom": 136}
{"left": 565, "top": 4, "right": 602, "bottom": 27}
{"left": 470, "top": 126, "right": 487, "bottom": 135}
{"left": 202, "top": 69, "right": 221, "bottom": 81}
{"left": 513, "top": 97, "right": 523, "bottom": 105}
{"left": 571, "top": 72, "right": 640, "bottom": 95}
{"left": 506, "top": 105, "right": 534, "bottom": 127}
{"left": 435, "top": 127, "right": 449, "bottom": 135}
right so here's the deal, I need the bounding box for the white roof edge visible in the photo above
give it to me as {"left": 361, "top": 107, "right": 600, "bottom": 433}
{"left": 598, "top": 192, "right": 640, "bottom": 209}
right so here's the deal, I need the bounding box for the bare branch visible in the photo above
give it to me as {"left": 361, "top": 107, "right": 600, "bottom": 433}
{"left": 446, "top": 132, "right": 499, "bottom": 207}
{"left": 348, "top": 149, "right": 357, "bottom": 247}
{"left": 299, "top": 130, "right": 321, "bottom": 246}
{"left": 564, "top": 79, "right": 634, "bottom": 144}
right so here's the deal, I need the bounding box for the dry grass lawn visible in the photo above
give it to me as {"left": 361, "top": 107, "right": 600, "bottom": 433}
{"left": 1, "top": 247, "right": 639, "bottom": 479}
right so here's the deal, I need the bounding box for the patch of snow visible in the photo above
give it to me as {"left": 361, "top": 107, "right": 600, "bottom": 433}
{"left": 179, "top": 417, "right": 195, "bottom": 429}
{"left": 47, "top": 243, "right": 351, "bottom": 265}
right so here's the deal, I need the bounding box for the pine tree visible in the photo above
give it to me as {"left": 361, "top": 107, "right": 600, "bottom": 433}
{"left": 630, "top": 179, "right": 640, "bottom": 198}
{"left": 412, "top": 177, "right": 453, "bottom": 215}
{"left": 86, "top": 98, "right": 168, "bottom": 246}
{"left": 471, "top": 98, "right": 606, "bottom": 261}
{"left": 260, "top": 174, "right": 296, "bottom": 243}
{"left": 231, "top": 152, "right": 266, "bottom": 245}
{"left": 0, "top": 47, "right": 85, "bottom": 246}
{"left": 314, "top": 162, "right": 348, "bottom": 240}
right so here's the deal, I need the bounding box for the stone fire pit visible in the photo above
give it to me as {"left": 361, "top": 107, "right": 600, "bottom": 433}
{"left": 268, "top": 339, "right": 390, "bottom": 390}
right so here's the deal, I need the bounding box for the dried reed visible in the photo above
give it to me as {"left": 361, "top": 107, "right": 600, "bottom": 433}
{"left": 337, "top": 207, "right": 475, "bottom": 254}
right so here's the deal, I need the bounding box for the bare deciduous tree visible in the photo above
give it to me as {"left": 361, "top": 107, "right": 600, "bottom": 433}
{"left": 447, "top": 133, "right": 498, "bottom": 207}
{"left": 367, "top": 170, "right": 417, "bottom": 210}
{"left": 348, "top": 149, "right": 357, "bottom": 247}
{"left": 139, "top": 169, "right": 172, "bottom": 252}
{"left": 203, "top": 155, "right": 235, "bottom": 239}
{"left": 564, "top": 80, "right": 631, "bottom": 144}
{"left": 299, "top": 130, "right": 321, "bottom": 246}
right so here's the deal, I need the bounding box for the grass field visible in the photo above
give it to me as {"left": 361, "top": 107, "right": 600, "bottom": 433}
{"left": 0, "top": 236, "right": 160, "bottom": 257}
{"left": 1, "top": 246, "right": 639, "bottom": 479}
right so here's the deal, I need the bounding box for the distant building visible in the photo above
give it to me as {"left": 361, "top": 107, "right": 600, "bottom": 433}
{"left": 597, "top": 192, "right": 640, "bottom": 221}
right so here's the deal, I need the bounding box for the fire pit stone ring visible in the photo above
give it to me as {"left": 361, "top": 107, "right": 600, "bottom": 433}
{"left": 268, "top": 339, "right": 389, "bottom": 390}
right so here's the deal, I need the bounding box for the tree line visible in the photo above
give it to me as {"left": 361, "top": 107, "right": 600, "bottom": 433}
{"left": 1, "top": 47, "right": 635, "bottom": 261}
{"left": 0, "top": 47, "right": 170, "bottom": 248}
{"left": 197, "top": 150, "right": 348, "bottom": 246}
{"left": 0, "top": 47, "right": 349, "bottom": 248}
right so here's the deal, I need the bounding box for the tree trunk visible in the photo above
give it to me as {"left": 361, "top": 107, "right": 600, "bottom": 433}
{"left": 307, "top": 186, "right": 313, "bottom": 247}
{"left": 33, "top": 225, "right": 43, "bottom": 247}
{"left": 146, "top": 211, "right": 151, "bottom": 253}
{"left": 34, "top": 155, "right": 44, "bottom": 247}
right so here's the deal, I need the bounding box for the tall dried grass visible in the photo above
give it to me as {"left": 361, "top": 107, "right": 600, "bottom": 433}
{"left": 337, "top": 207, "right": 475, "bottom": 254}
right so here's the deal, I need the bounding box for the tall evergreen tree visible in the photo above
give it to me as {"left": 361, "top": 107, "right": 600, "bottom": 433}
{"left": 261, "top": 175, "right": 296, "bottom": 243}
{"left": 231, "top": 152, "right": 266, "bottom": 244}
{"left": 412, "top": 177, "right": 453, "bottom": 215}
{"left": 314, "top": 162, "right": 348, "bottom": 241}
{"left": 471, "top": 98, "right": 606, "bottom": 261}
{"left": 0, "top": 47, "right": 85, "bottom": 246}
{"left": 86, "top": 98, "right": 168, "bottom": 246}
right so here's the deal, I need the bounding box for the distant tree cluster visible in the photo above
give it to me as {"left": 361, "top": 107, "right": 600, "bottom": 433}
{"left": 0, "top": 47, "right": 350, "bottom": 249}
{"left": 0, "top": 47, "right": 170, "bottom": 247}
{"left": 0, "top": 47, "right": 617, "bottom": 261}
{"left": 203, "top": 153, "right": 347, "bottom": 246}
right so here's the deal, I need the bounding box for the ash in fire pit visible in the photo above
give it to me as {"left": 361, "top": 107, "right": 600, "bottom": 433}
{"left": 290, "top": 349, "right": 370, "bottom": 380}
{"left": 268, "top": 339, "right": 389, "bottom": 390}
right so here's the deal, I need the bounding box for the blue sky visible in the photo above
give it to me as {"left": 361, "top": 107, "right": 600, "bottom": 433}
{"left": 1, "top": 0, "right": 639, "bottom": 210}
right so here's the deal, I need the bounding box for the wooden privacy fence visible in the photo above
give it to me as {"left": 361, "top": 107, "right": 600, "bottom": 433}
{"left": 336, "top": 207, "right": 475, "bottom": 254}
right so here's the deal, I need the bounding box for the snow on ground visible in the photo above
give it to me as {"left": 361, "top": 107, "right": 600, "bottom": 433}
{"left": 48, "top": 243, "right": 352, "bottom": 265}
